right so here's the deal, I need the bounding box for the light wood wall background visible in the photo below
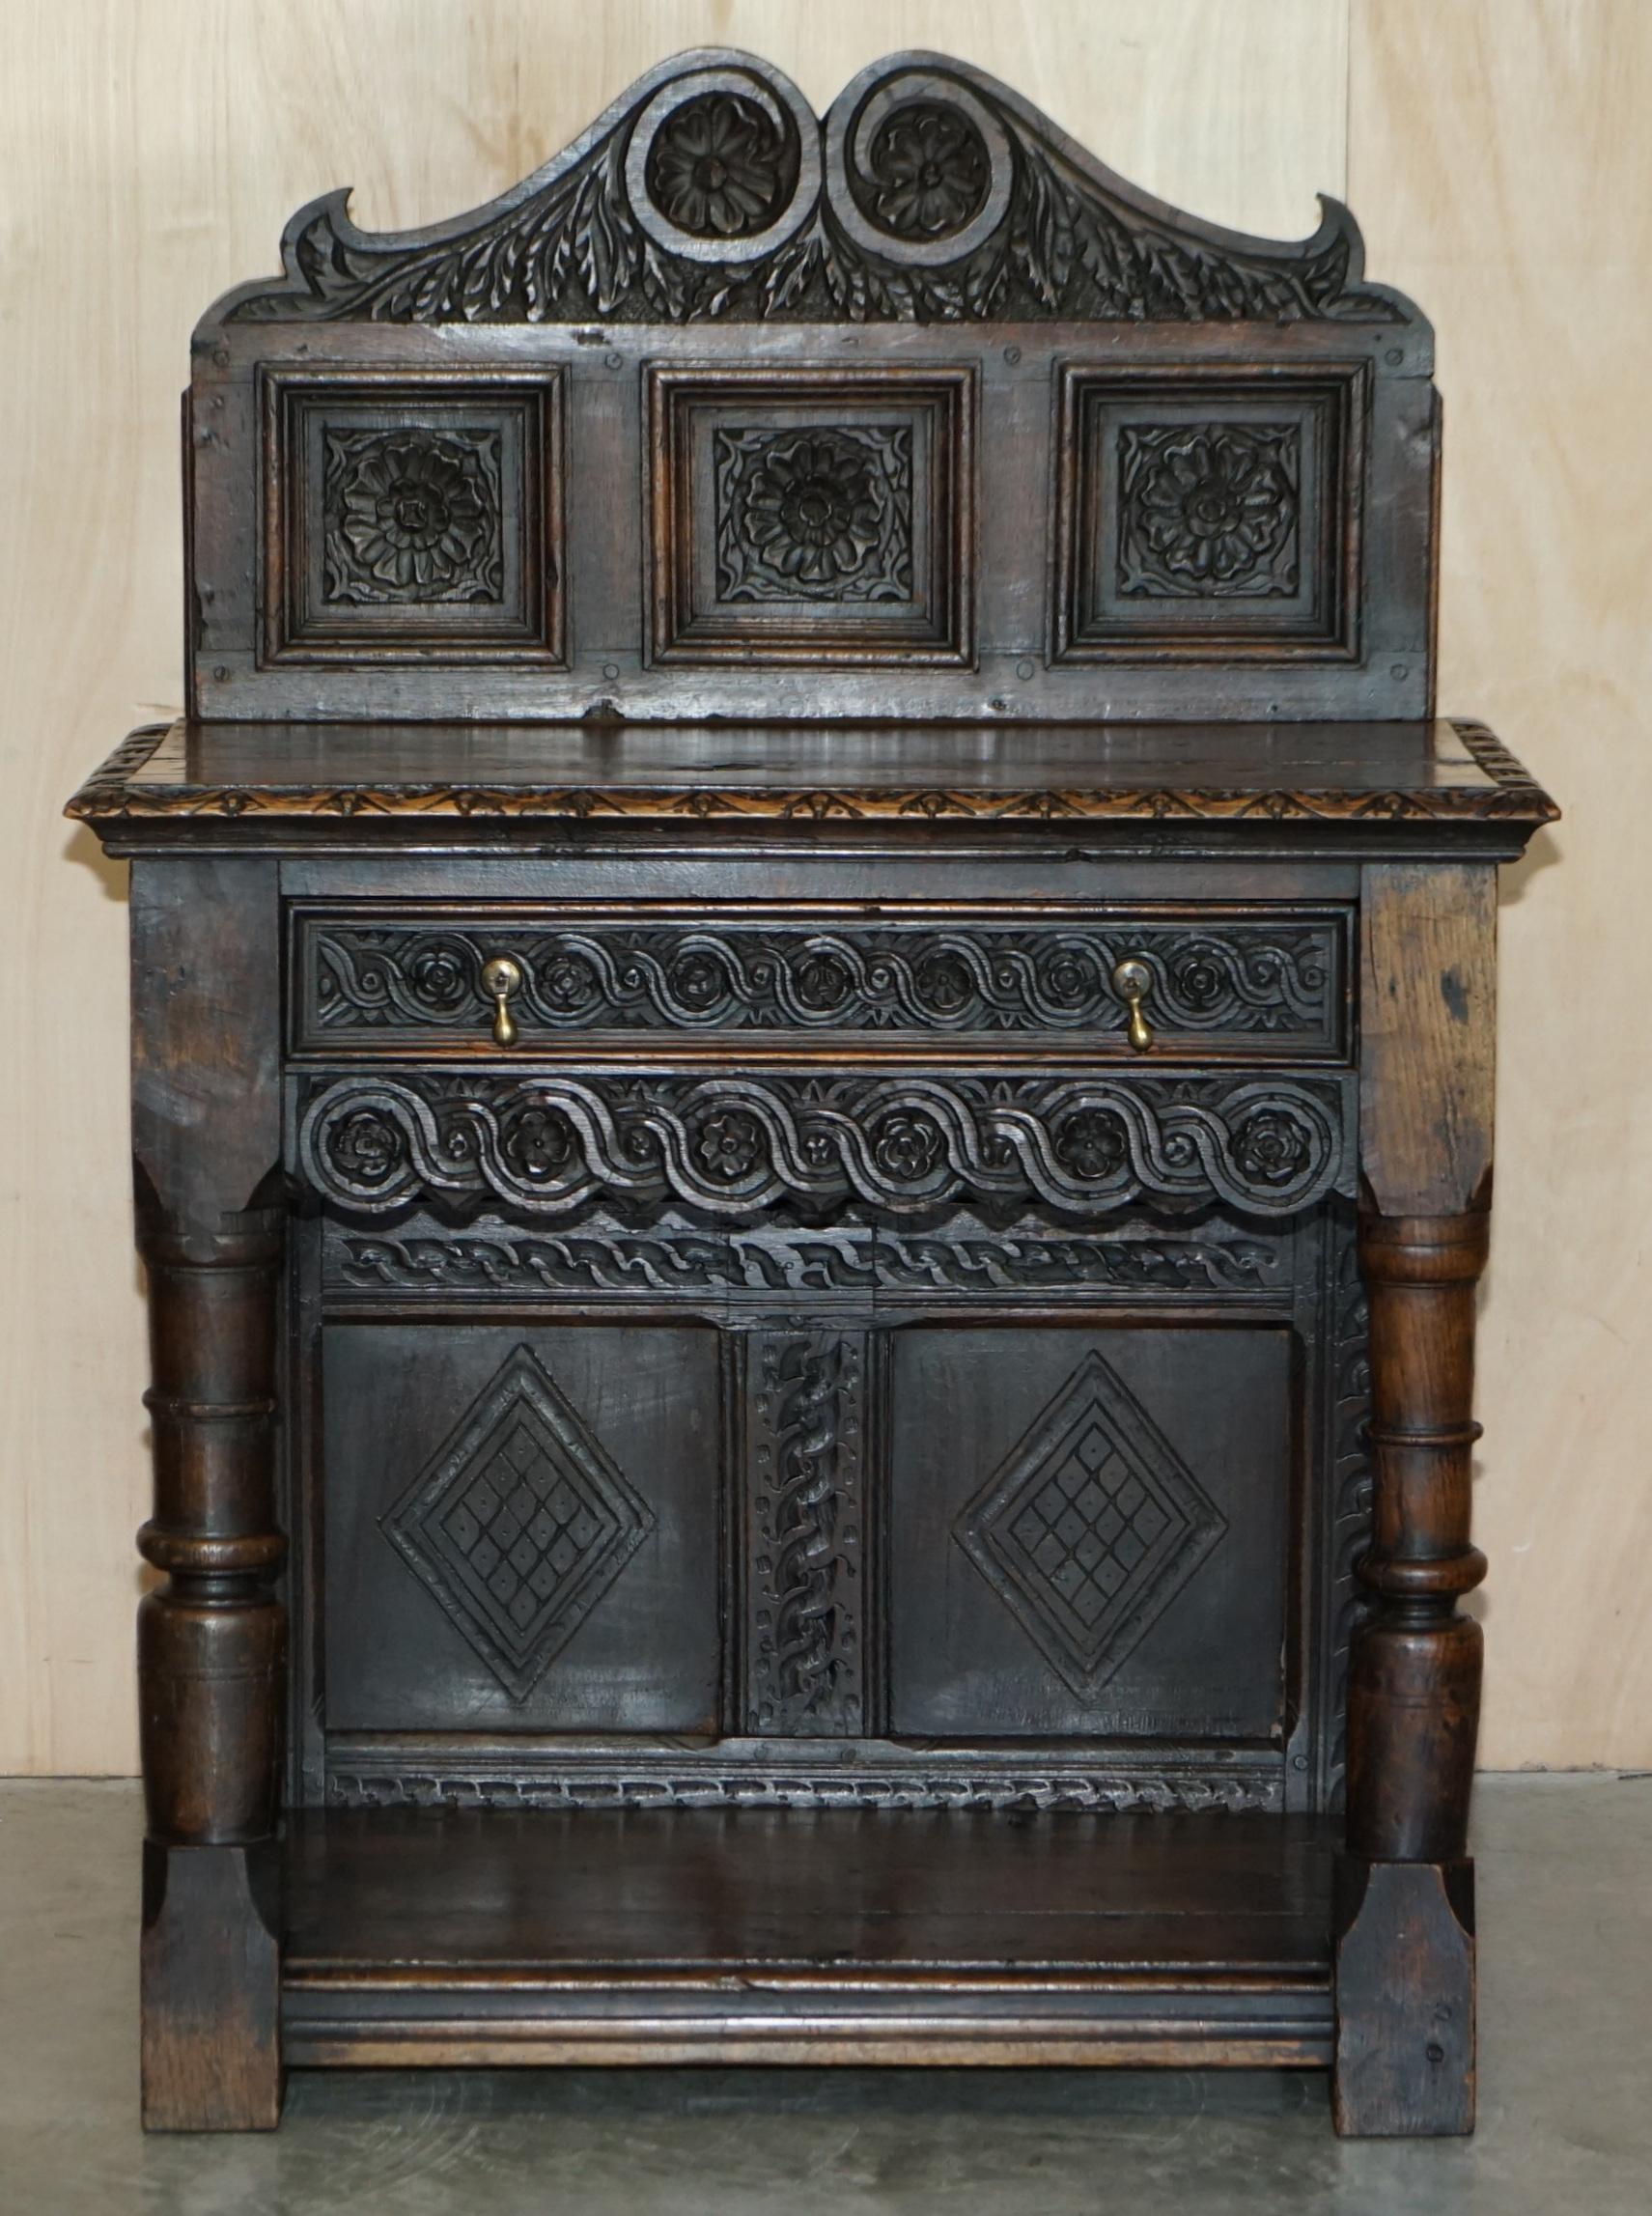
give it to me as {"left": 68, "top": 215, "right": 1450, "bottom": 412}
{"left": 3, "top": 0, "right": 1644, "bottom": 1774}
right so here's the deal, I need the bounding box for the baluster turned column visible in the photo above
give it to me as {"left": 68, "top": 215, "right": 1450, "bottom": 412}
{"left": 1334, "top": 861, "right": 1498, "bottom": 2138}
{"left": 130, "top": 857, "right": 287, "bottom": 2130}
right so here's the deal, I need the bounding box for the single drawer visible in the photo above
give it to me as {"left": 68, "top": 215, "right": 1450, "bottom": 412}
{"left": 289, "top": 902, "right": 1352, "bottom": 1060}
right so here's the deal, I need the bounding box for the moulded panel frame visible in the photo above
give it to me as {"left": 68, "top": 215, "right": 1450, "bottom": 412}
{"left": 258, "top": 363, "right": 568, "bottom": 667}
{"left": 1050, "top": 360, "right": 1370, "bottom": 665}
{"left": 644, "top": 361, "right": 978, "bottom": 668}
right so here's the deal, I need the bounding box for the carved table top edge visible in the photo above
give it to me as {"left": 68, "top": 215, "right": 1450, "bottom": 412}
{"left": 67, "top": 718, "right": 1558, "bottom": 844}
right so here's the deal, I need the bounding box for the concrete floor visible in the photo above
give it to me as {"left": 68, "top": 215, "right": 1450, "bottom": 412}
{"left": 0, "top": 1776, "right": 1646, "bottom": 2213}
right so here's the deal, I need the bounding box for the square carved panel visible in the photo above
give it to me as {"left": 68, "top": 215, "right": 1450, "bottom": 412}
{"left": 322, "top": 1323, "right": 719, "bottom": 1732}
{"left": 887, "top": 1324, "right": 1293, "bottom": 1739}
{"left": 646, "top": 365, "right": 975, "bottom": 666}
{"left": 1051, "top": 366, "right": 1366, "bottom": 661}
{"left": 260, "top": 367, "right": 566, "bottom": 664}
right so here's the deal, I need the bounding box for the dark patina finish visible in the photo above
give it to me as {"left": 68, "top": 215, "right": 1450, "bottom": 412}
{"left": 69, "top": 49, "right": 1554, "bottom": 2138}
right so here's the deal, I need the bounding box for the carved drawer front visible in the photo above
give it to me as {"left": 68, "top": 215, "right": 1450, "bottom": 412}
{"left": 321, "top": 1323, "right": 720, "bottom": 1731}
{"left": 289, "top": 903, "right": 1351, "bottom": 1059}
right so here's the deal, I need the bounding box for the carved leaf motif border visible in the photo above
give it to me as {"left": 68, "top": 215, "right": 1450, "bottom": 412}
{"left": 221, "top": 54, "right": 1407, "bottom": 328}
{"left": 68, "top": 722, "right": 1561, "bottom": 826}
{"left": 324, "top": 1765, "right": 1282, "bottom": 1813}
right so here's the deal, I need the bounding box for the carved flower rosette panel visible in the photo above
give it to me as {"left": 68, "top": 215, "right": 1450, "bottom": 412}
{"left": 714, "top": 426, "right": 913, "bottom": 603}
{"left": 1118, "top": 423, "right": 1301, "bottom": 601}
{"left": 322, "top": 427, "right": 504, "bottom": 604}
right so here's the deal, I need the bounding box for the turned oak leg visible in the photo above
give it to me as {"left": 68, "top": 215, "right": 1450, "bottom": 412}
{"left": 1335, "top": 861, "right": 1497, "bottom": 2138}
{"left": 1334, "top": 1209, "right": 1485, "bottom": 2136}
{"left": 130, "top": 857, "right": 286, "bottom": 2130}
{"left": 138, "top": 1210, "right": 286, "bottom": 2130}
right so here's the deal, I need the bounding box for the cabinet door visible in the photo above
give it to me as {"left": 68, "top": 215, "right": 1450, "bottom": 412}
{"left": 887, "top": 1324, "right": 1293, "bottom": 1742}
{"left": 322, "top": 1323, "right": 720, "bottom": 1732}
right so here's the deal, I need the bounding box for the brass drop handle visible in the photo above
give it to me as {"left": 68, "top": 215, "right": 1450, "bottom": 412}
{"left": 1111, "top": 958, "right": 1154, "bottom": 1053}
{"left": 480, "top": 956, "right": 523, "bottom": 1049}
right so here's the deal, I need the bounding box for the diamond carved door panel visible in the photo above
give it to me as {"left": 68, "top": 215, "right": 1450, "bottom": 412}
{"left": 955, "top": 1348, "right": 1228, "bottom": 1701}
{"left": 888, "top": 1325, "right": 1294, "bottom": 1741}
{"left": 322, "top": 1324, "right": 719, "bottom": 1732}
{"left": 382, "top": 1345, "right": 657, "bottom": 1702}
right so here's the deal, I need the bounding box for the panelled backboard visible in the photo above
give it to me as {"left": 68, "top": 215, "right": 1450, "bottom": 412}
{"left": 185, "top": 48, "right": 1436, "bottom": 725}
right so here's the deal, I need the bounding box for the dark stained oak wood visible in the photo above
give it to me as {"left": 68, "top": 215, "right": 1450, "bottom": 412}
{"left": 71, "top": 716, "right": 1554, "bottom": 836}
{"left": 1333, "top": 1859, "right": 1475, "bottom": 2137}
{"left": 280, "top": 1808, "right": 1339, "bottom": 2070}
{"left": 63, "top": 45, "right": 1558, "bottom": 2140}
{"left": 128, "top": 860, "right": 288, "bottom": 2129}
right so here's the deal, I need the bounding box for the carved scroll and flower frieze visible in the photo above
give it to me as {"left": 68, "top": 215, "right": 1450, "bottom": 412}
{"left": 216, "top": 52, "right": 1412, "bottom": 328}
{"left": 294, "top": 1070, "right": 1350, "bottom": 1220}
{"left": 299, "top": 917, "right": 1341, "bottom": 1043}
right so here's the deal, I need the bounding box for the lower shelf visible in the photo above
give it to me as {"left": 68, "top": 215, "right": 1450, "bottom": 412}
{"left": 281, "top": 1807, "right": 1337, "bottom": 2069}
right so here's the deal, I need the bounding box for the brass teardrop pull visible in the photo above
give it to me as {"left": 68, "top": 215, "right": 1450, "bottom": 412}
{"left": 479, "top": 956, "right": 523, "bottom": 1049}
{"left": 1111, "top": 958, "right": 1154, "bottom": 1053}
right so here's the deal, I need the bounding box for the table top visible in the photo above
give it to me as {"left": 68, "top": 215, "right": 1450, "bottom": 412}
{"left": 70, "top": 717, "right": 1555, "bottom": 839}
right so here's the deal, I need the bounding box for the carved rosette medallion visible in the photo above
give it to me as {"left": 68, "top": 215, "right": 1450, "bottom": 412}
{"left": 644, "top": 92, "right": 792, "bottom": 240}
{"left": 383, "top": 1345, "right": 654, "bottom": 1699}
{"left": 1118, "top": 424, "right": 1300, "bottom": 600}
{"left": 958, "top": 1349, "right": 1226, "bottom": 1697}
{"left": 864, "top": 102, "right": 992, "bottom": 238}
{"left": 715, "top": 426, "right": 913, "bottom": 602}
{"left": 322, "top": 427, "right": 503, "bottom": 604}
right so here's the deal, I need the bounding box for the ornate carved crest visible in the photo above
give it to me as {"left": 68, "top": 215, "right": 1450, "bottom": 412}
{"left": 213, "top": 50, "right": 1415, "bottom": 328}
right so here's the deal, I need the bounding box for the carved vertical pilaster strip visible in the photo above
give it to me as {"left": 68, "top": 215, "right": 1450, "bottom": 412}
{"left": 742, "top": 1331, "right": 872, "bottom": 1737}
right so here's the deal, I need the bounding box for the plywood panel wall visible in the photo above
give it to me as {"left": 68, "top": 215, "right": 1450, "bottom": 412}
{"left": 0, "top": 0, "right": 1642, "bottom": 1772}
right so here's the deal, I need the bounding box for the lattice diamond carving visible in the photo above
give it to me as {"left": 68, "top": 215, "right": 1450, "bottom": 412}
{"left": 383, "top": 1345, "right": 654, "bottom": 1700}
{"left": 957, "top": 1349, "right": 1226, "bottom": 1697}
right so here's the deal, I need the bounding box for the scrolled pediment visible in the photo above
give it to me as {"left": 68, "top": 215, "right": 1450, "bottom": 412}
{"left": 213, "top": 49, "right": 1414, "bottom": 328}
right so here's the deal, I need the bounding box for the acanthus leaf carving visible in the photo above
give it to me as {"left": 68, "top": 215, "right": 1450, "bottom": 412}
{"left": 214, "top": 52, "right": 1413, "bottom": 329}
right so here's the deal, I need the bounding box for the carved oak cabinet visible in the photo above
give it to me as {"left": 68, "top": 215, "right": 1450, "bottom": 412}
{"left": 69, "top": 52, "right": 1556, "bottom": 2139}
